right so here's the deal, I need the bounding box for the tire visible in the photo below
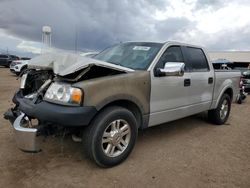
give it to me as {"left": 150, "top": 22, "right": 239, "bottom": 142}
{"left": 208, "top": 94, "right": 231, "bottom": 125}
{"left": 83, "top": 106, "right": 138, "bottom": 167}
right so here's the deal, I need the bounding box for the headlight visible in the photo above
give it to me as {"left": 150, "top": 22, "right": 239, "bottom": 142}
{"left": 44, "top": 82, "right": 83, "bottom": 105}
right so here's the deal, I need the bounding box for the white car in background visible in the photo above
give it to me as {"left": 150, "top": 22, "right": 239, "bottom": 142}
{"left": 10, "top": 57, "right": 31, "bottom": 75}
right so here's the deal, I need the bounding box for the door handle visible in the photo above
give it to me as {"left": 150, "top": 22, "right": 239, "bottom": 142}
{"left": 208, "top": 77, "right": 213, "bottom": 84}
{"left": 184, "top": 79, "right": 191, "bottom": 87}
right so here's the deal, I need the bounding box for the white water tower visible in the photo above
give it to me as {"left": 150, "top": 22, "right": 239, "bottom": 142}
{"left": 42, "top": 26, "right": 52, "bottom": 47}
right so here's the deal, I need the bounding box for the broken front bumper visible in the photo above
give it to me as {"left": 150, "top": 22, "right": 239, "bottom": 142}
{"left": 5, "top": 90, "right": 98, "bottom": 152}
{"left": 13, "top": 113, "right": 42, "bottom": 152}
{"left": 13, "top": 90, "right": 97, "bottom": 127}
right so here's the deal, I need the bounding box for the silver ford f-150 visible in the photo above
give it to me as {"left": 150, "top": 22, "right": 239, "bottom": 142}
{"left": 4, "top": 41, "right": 241, "bottom": 167}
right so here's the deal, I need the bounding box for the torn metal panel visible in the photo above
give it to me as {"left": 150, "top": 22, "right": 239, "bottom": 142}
{"left": 58, "top": 64, "right": 127, "bottom": 82}
{"left": 28, "top": 52, "right": 134, "bottom": 76}
{"left": 74, "top": 71, "right": 151, "bottom": 115}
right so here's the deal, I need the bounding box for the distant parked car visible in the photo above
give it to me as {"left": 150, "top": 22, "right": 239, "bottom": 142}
{"left": 0, "top": 54, "right": 12, "bottom": 67}
{"left": 234, "top": 67, "right": 249, "bottom": 74}
{"left": 10, "top": 55, "right": 20, "bottom": 61}
{"left": 211, "top": 59, "right": 233, "bottom": 70}
{"left": 10, "top": 57, "right": 31, "bottom": 75}
{"left": 20, "top": 57, "right": 31, "bottom": 60}
{"left": 0, "top": 54, "right": 19, "bottom": 67}
{"left": 233, "top": 67, "right": 250, "bottom": 92}
{"left": 241, "top": 70, "right": 250, "bottom": 93}
{"left": 0, "top": 55, "right": 10, "bottom": 67}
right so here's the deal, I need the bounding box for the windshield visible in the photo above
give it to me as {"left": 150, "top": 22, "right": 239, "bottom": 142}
{"left": 94, "top": 42, "right": 163, "bottom": 70}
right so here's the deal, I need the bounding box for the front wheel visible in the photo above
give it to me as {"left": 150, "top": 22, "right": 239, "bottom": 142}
{"left": 83, "top": 106, "right": 138, "bottom": 167}
{"left": 208, "top": 94, "right": 231, "bottom": 125}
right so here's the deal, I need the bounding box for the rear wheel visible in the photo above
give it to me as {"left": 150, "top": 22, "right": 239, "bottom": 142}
{"left": 208, "top": 94, "right": 231, "bottom": 125}
{"left": 83, "top": 106, "right": 138, "bottom": 167}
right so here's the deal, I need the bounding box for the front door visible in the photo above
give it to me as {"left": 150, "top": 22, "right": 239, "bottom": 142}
{"left": 149, "top": 45, "right": 193, "bottom": 126}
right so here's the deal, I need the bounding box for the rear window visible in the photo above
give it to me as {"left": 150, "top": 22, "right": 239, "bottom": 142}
{"left": 185, "top": 47, "right": 209, "bottom": 71}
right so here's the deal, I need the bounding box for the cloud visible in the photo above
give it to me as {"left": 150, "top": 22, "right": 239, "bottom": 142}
{"left": 0, "top": 0, "right": 250, "bottom": 55}
{"left": 17, "top": 41, "right": 42, "bottom": 54}
{"left": 154, "top": 17, "right": 194, "bottom": 42}
{"left": 0, "top": 0, "right": 169, "bottom": 51}
{"left": 195, "top": 0, "right": 225, "bottom": 10}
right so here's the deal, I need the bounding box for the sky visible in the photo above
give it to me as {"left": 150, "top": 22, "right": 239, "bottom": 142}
{"left": 1, "top": 0, "right": 250, "bottom": 57}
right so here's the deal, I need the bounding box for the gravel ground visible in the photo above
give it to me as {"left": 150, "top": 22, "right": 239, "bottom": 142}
{"left": 0, "top": 68, "right": 250, "bottom": 188}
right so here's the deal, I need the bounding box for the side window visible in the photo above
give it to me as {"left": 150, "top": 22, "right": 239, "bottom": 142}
{"left": 185, "top": 47, "right": 209, "bottom": 71}
{"left": 155, "top": 46, "right": 184, "bottom": 69}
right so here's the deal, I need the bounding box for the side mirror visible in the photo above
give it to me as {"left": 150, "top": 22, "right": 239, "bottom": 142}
{"left": 156, "top": 62, "right": 185, "bottom": 77}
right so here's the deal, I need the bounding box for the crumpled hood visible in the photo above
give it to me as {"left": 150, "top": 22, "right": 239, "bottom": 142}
{"left": 28, "top": 52, "right": 134, "bottom": 76}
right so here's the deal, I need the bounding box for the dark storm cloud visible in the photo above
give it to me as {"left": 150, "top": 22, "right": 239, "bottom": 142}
{"left": 0, "top": 0, "right": 175, "bottom": 51}
{"left": 1, "top": 0, "right": 250, "bottom": 53}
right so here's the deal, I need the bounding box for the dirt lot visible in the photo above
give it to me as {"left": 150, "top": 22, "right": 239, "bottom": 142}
{"left": 0, "top": 68, "right": 249, "bottom": 188}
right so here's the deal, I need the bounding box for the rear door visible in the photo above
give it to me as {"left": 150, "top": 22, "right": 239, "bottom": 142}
{"left": 181, "top": 46, "right": 214, "bottom": 111}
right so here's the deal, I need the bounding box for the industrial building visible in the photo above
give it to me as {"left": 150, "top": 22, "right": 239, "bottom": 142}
{"left": 209, "top": 51, "right": 250, "bottom": 68}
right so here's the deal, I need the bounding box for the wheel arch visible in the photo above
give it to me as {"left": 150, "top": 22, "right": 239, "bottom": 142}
{"left": 215, "top": 86, "right": 233, "bottom": 108}
{"left": 96, "top": 99, "right": 144, "bottom": 129}
{"left": 224, "top": 88, "right": 233, "bottom": 101}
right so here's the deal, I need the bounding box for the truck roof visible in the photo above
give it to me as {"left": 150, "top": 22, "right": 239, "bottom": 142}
{"left": 123, "top": 41, "right": 205, "bottom": 49}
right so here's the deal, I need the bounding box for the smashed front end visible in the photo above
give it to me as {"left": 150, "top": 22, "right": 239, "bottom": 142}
{"left": 4, "top": 69, "right": 55, "bottom": 152}
{"left": 4, "top": 52, "right": 130, "bottom": 152}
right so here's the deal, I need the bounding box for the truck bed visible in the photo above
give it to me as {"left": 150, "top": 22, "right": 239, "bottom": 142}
{"left": 211, "top": 70, "right": 241, "bottom": 108}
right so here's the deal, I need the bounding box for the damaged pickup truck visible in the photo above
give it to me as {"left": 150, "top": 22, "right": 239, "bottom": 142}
{"left": 4, "top": 42, "right": 241, "bottom": 167}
